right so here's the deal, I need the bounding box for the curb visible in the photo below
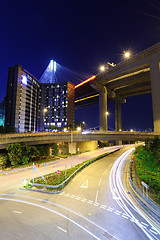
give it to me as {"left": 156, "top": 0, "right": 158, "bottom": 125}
{"left": 23, "top": 148, "right": 120, "bottom": 194}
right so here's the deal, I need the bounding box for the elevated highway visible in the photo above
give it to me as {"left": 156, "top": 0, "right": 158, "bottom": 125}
{"left": 75, "top": 42, "right": 160, "bottom": 133}
{"left": 0, "top": 131, "right": 159, "bottom": 150}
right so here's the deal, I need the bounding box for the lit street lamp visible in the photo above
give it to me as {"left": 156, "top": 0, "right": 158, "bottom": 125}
{"left": 123, "top": 50, "right": 131, "bottom": 59}
{"left": 77, "top": 127, "right": 81, "bottom": 132}
{"left": 100, "top": 65, "right": 105, "bottom": 72}
{"left": 43, "top": 108, "right": 47, "bottom": 130}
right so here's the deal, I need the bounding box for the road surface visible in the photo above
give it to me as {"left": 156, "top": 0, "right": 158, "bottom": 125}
{"left": 0, "top": 146, "right": 159, "bottom": 239}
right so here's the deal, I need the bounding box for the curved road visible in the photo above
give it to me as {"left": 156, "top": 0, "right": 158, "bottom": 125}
{"left": 0, "top": 146, "right": 159, "bottom": 239}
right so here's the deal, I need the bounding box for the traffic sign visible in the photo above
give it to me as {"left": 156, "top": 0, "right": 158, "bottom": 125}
{"left": 57, "top": 170, "right": 60, "bottom": 174}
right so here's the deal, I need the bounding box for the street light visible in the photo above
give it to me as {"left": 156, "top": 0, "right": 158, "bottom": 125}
{"left": 43, "top": 108, "right": 47, "bottom": 130}
{"left": 63, "top": 128, "right": 67, "bottom": 132}
{"left": 106, "top": 111, "right": 109, "bottom": 116}
{"left": 77, "top": 127, "right": 81, "bottom": 132}
{"left": 123, "top": 50, "right": 131, "bottom": 59}
{"left": 100, "top": 65, "right": 105, "bottom": 72}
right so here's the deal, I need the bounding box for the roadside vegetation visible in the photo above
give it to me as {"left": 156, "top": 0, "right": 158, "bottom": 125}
{"left": 0, "top": 143, "right": 69, "bottom": 169}
{"left": 29, "top": 152, "right": 114, "bottom": 192}
{"left": 133, "top": 137, "right": 160, "bottom": 204}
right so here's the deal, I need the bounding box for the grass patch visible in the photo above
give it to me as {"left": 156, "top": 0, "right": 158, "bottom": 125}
{"left": 133, "top": 147, "right": 160, "bottom": 204}
{"left": 30, "top": 151, "right": 118, "bottom": 192}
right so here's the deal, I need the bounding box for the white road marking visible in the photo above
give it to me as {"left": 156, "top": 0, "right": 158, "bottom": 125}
{"left": 130, "top": 218, "right": 139, "bottom": 223}
{"left": 70, "top": 195, "right": 75, "bottom": 198}
{"left": 57, "top": 226, "right": 67, "bottom": 233}
{"left": 75, "top": 196, "right": 81, "bottom": 200}
{"left": 81, "top": 198, "right": 87, "bottom": 202}
{"left": 141, "top": 225, "right": 146, "bottom": 229}
{"left": 108, "top": 207, "right": 114, "bottom": 210}
{"left": 141, "top": 222, "right": 148, "bottom": 227}
{"left": 115, "top": 210, "right": 121, "bottom": 214}
{"left": 149, "top": 229, "right": 158, "bottom": 235}
{"left": 114, "top": 212, "right": 120, "bottom": 215}
{"left": 87, "top": 200, "right": 93, "bottom": 204}
{"left": 123, "top": 213, "right": 130, "bottom": 217}
{"left": 1, "top": 197, "right": 101, "bottom": 240}
{"left": 107, "top": 208, "right": 113, "bottom": 212}
{"left": 98, "top": 178, "right": 102, "bottom": 186}
{"left": 100, "top": 205, "right": 106, "bottom": 209}
{"left": 103, "top": 168, "right": 108, "bottom": 175}
{"left": 95, "top": 190, "right": 98, "bottom": 203}
{"left": 81, "top": 180, "right": 88, "bottom": 188}
{"left": 122, "top": 215, "right": 128, "bottom": 219}
{"left": 93, "top": 203, "right": 99, "bottom": 207}
{"left": 13, "top": 211, "right": 22, "bottom": 214}
{"left": 65, "top": 194, "right": 70, "bottom": 197}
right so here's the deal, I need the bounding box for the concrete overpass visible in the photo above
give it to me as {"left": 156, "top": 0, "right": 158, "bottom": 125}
{"left": 0, "top": 131, "right": 160, "bottom": 151}
{"left": 90, "top": 42, "right": 160, "bottom": 133}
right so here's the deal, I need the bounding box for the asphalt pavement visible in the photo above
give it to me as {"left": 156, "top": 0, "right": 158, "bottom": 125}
{"left": 0, "top": 145, "right": 159, "bottom": 240}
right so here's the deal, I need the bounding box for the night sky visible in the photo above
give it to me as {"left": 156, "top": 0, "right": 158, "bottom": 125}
{"left": 0, "top": 0, "right": 159, "bottom": 130}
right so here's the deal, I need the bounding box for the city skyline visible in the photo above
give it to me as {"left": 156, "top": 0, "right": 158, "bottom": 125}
{"left": 1, "top": 0, "right": 159, "bottom": 130}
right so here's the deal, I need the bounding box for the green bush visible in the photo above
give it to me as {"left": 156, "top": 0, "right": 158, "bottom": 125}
{"left": 36, "top": 145, "right": 50, "bottom": 158}
{"left": 0, "top": 153, "right": 10, "bottom": 169}
{"left": 51, "top": 143, "right": 58, "bottom": 156}
{"left": 59, "top": 144, "right": 69, "bottom": 155}
{"left": 6, "top": 143, "right": 41, "bottom": 166}
{"left": 134, "top": 138, "right": 160, "bottom": 202}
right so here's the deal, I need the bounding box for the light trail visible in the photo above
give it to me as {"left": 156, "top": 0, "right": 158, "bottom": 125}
{"left": 109, "top": 148, "right": 160, "bottom": 240}
{"left": 75, "top": 75, "right": 96, "bottom": 88}
{"left": 74, "top": 94, "right": 99, "bottom": 103}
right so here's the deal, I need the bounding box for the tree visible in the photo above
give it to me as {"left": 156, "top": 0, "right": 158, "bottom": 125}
{"left": 51, "top": 143, "right": 58, "bottom": 156}
{"left": 36, "top": 145, "right": 50, "bottom": 158}
{"left": 0, "top": 153, "right": 10, "bottom": 169}
{"left": 149, "top": 137, "right": 160, "bottom": 164}
{"left": 7, "top": 143, "right": 26, "bottom": 166}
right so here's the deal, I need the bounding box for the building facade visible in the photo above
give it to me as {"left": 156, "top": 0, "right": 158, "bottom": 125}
{"left": 5, "top": 64, "right": 75, "bottom": 132}
{"left": 38, "top": 81, "right": 75, "bottom": 131}
{"left": 5, "top": 65, "right": 40, "bottom": 132}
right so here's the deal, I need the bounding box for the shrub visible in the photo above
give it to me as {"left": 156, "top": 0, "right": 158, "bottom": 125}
{"left": 51, "top": 143, "right": 58, "bottom": 156}
{"left": 0, "top": 153, "right": 10, "bottom": 169}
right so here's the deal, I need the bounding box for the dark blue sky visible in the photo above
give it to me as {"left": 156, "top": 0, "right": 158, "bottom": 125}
{"left": 0, "top": 0, "right": 159, "bottom": 130}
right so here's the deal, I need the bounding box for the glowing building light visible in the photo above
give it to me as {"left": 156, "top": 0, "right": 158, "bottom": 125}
{"left": 49, "top": 60, "right": 54, "bottom": 71}
{"left": 54, "top": 61, "right": 56, "bottom": 72}
{"left": 75, "top": 75, "right": 96, "bottom": 88}
{"left": 21, "top": 75, "right": 27, "bottom": 85}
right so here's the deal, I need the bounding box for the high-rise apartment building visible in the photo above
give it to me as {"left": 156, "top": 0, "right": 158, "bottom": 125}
{"left": 38, "top": 81, "right": 75, "bottom": 131}
{"left": 5, "top": 65, "right": 40, "bottom": 132}
{"left": 5, "top": 63, "right": 75, "bottom": 132}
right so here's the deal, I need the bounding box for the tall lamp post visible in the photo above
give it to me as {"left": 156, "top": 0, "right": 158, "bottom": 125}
{"left": 70, "top": 128, "right": 73, "bottom": 168}
{"left": 43, "top": 108, "right": 47, "bottom": 130}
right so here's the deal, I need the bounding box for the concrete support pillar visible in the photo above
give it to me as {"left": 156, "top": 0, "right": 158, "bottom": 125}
{"left": 150, "top": 59, "right": 160, "bottom": 133}
{"left": 115, "top": 100, "right": 122, "bottom": 131}
{"left": 99, "top": 86, "right": 108, "bottom": 131}
{"left": 69, "top": 142, "right": 77, "bottom": 154}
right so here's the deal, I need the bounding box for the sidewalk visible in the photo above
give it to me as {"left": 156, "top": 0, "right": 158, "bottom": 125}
{"left": 0, "top": 146, "right": 121, "bottom": 177}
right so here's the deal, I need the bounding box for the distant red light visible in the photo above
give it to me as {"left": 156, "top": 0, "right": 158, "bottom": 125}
{"left": 75, "top": 75, "right": 96, "bottom": 88}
